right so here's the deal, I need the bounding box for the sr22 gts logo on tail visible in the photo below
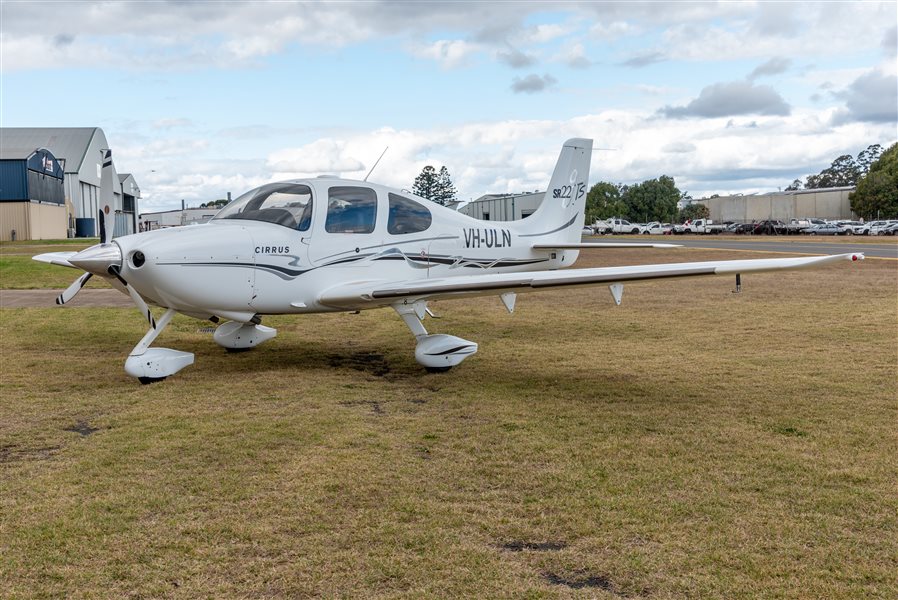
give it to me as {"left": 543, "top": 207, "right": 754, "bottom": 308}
{"left": 553, "top": 182, "right": 586, "bottom": 200}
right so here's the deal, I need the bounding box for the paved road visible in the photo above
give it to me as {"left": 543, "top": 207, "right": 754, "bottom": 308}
{"left": 0, "top": 289, "right": 133, "bottom": 308}
{"left": 588, "top": 237, "right": 898, "bottom": 259}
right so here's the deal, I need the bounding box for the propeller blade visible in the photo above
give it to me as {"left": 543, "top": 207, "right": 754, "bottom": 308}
{"left": 56, "top": 272, "right": 93, "bottom": 305}
{"left": 108, "top": 265, "right": 156, "bottom": 330}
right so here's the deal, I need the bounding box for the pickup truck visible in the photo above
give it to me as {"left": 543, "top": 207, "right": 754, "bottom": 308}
{"left": 675, "top": 219, "right": 724, "bottom": 234}
{"left": 594, "top": 218, "right": 642, "bottom": 234}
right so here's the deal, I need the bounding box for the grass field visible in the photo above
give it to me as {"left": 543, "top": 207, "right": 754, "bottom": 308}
{"left": 1, "top": 247, "right": 896, "bottom": 598}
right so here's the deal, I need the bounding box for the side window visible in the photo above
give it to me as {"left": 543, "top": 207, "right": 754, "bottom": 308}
{"left": 388, "top": 193, "right": 432, "bottom": 235}
{"left": 215, "top": 183, "right": 313, "bottom": 231}
{"left": 325, "top": 186, "right": 377, "bottom": 234}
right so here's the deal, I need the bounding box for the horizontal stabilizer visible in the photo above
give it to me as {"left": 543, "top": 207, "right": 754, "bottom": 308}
{"left": 532, "top": 242, "right": 680, "bottom": 250}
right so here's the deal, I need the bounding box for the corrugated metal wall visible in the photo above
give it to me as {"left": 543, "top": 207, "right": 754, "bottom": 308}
{"left": 0, "top": 161, "right": 28, "bottom": 200}
{"left": 0, "top": 202, "right": 67, "bottom": 241}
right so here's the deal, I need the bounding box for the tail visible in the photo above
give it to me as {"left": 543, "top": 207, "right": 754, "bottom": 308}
{"left": 514, "top": 138, "right": 593, "bottom": 243}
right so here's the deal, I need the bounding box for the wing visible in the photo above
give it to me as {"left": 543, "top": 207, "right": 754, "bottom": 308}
{"left": 318, "top": 252, "right": 863, "bottom": 309}
{"left": 32, "top": 251, "right": 79, "bottom": 269}
{"left": 532, "top": 242, "right": 680, "bottom": 249}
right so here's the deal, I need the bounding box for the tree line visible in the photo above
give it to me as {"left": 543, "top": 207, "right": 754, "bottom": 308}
{"left": 585, "top": 175, "right": 704, "bottom": 223}
{"left": 786, "top": 142, "right": 897, "bottom": 219}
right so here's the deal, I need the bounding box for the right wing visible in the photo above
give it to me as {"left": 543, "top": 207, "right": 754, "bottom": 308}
{"left": 318, "top": 252, "right": 863, "bottom": 309}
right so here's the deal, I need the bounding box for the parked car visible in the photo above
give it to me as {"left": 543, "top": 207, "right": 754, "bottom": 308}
{"left": 858, "top": 220, "right": 894, "bottom": 235}
{"left": 751, "top": 220, "right": 787, "bottom": 235}
{"left": 802, "top": 223, "right": 849, "bottom": 235}
{"left": 875, "top": 222, "right": 898, "bottom": 236}
{"left": 594, "top": 218, "right": 641, "bottom": 234}
{"left": 678, "top": 219, "right": 725, "bottom": 234}
{"left": 641, "top": 222, "right": 672, "bottom": 235}
{"left": 582, "top": 226, "right": 595, "bottom": 235}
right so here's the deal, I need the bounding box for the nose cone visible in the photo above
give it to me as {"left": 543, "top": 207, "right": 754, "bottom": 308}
{"left": 69, "top": 243, "right": 122, "bottom": 276}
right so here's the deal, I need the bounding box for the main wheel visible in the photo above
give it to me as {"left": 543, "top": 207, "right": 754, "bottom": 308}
{"left": 425, "top": 366, "right": 452, "bottom": 373}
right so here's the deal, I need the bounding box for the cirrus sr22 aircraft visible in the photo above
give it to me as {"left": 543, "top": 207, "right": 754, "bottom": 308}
{"left": 35, "top": 139, "right": 863, "bottom": 383}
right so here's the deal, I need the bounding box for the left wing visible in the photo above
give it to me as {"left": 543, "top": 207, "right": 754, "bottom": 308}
{"left": 533, "top": 242, "right": 680, "bottom": 249}
{"left": 318, "top": 252, "right": 863, "bottom": 309}
{"left": 33, "top": 251, "right": 78, "bottom": 269}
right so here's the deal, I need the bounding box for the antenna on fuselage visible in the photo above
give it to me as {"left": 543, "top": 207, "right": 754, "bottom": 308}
{"left": 364, "top": 146, "right": 389, "bottom": 182}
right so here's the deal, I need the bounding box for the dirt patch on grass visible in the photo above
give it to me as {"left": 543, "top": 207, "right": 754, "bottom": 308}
{"left": 501, "top": 540, "right": 567, "bottom": 551}
{"left": 64, "top": 421, "right": 99, "bottom": 437}
{"left": 0, "top": 444, "right": 62, "bottom": 463}
{"left": 328, "top": 351, "right": 391, "bottom": 377}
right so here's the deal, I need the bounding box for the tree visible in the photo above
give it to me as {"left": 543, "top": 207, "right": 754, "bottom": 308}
{"left": 200, "top": 198, "right": 229, "bottom": 208}
{"left": 413, "top": 166, "right": 438, "bottom": 201}
{"left": 413, "top": 165, "right": 455, "bottom": 205}
{"left": 434, "top": 166, "right": 457, "bottom": 205}
{"left": 585, "top": 181, "right": 627, "bottom": 222}
{"left": 794, "top": 144, "right": 883, "bottom": 190}
{"left": 620, "top": 175, "right": 680, "bottom": 223}
{"left": 678, "top": 202, "right": 710, "bottom": 222}
{"left": 850, "top": 142, "right": 898, "bottom": 219}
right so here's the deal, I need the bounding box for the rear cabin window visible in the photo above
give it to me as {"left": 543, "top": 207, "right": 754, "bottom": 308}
{"left": 388, "top": 193, "right": 432, "bottom": 235}
{"left": 325, "top": 186, "right": 377, "bottom": 234}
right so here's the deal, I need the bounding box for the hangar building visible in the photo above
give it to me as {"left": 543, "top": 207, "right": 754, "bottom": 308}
{"left": 139, "top": 207, "right": 222, "bottom": 230}
{"left": 0, "top": 147, "right": 68, "bottom": 240}
{"left": 696, "top": 187, "right": 856, "bottom": 223}
{"left": 0, "top": 127, "right": 140, "bottom": 240}
{"left": 459, "top": 191, "right": 544, "bottom": 221}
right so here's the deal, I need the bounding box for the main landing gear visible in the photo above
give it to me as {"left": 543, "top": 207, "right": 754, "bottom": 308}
{"left": 394, "top": 301, "right": 477, "bottom": 372}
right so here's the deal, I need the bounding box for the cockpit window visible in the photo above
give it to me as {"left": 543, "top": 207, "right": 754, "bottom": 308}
{"left": 325, "top": 186, "right": 377, "bottom": 234}
{"left": 214, "top": 183, "right": 313, "bottom": 231}
{"left": 388, "top": 193, "right": 432, "bottom": 234}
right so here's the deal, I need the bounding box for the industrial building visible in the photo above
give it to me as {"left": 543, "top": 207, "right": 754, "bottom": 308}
{"left": 0, "top": 127, "right": 140, "bottom": 240}
{"left": 0, "top": 147, "right": 68, "bottom": 240}
{"left": 458, "top": 186, "right": 857, "bottom": 225}
{"left": 459, "top": 191, "right": 544, "bottom": 221}
{"left": 139, "top": 207, "right": 221, "bottom": 231}
{"left": 696, "top": 187, "right": 856, "bottom": 223}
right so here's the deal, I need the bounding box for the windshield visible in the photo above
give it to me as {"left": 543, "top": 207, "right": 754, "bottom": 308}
{"left": 214, "top": 182, "right": 313, "bottom": 230}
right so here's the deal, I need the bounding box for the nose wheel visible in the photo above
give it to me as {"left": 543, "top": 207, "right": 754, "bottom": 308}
{"left": 124, "top": 308, "right": 195, "bottom": 383}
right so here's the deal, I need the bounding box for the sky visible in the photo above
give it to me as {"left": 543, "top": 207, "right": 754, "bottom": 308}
{"left": 1, "top": 1, "right": 896, "bottom": 212}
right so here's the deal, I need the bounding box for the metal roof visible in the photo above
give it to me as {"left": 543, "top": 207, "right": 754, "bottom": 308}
{"left": 0, "top": 127, "right": 101, "bottom": 173}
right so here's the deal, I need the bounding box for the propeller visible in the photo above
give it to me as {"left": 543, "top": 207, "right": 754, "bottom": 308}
{"left": 109, "top": 265, "right": 156, "bottom": 329}
{"left": 56, "top": 272, "right": 93, "bottom": 305}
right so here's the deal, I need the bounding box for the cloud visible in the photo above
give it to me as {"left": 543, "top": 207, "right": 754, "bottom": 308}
{"left": 883, "top": 26, "right": 897, "bottom": 52}
{"left": 662, "top": 142, "right": 696, "bottom": 153}
{"left": 412, "top": 39, "right": 482, "bottom": 69}
{"left": 747, "top": 57, "right": 791, "bottom": 81}
{"left": 618, "top": 51, "right": 666, "bottom": 68}
{"left": 831, "top": 69, "right": 898, "bottom": 124}
{"left": 510, "top": 73, "right": 557, "bottom": 94}
{"left": 556, "top": 43, "right": 592, "bottom": 69}
{"left": 152, "top": 118, "right": 193, "bottom": 130}
{"left": 660, "top": 81, "right": 791, "bottom": 118}
{"left": 495, "top": 46, "right": 536, "bottom": 69}
{"left": 266, "top": 139, "right": 365, "bottom": 174}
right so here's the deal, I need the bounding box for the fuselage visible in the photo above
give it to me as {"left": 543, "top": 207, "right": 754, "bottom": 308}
{"left": 113, "top": 177, "right": 581, "bottom": 318}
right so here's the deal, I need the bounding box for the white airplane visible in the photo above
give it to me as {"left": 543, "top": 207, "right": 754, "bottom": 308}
{"left": 35, "top": 139, "right": 864, "bottom": 383}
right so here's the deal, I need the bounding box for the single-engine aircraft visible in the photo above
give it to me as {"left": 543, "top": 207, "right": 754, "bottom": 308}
{"left": 35, "top": 139, "right": 863, "bottom": 383}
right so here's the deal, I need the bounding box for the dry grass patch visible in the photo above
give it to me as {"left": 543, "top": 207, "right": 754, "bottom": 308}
{"left": 1, "top": 249, "right": 896, "bottom": 598}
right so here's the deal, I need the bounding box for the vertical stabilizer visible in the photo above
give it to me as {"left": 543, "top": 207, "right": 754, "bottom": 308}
{"left": 515, "top": 138, "right": 592, "bottom": 243}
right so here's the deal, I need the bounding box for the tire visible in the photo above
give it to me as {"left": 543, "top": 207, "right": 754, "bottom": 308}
{"left": 631, "top": 228, "right": 639, "bottom": 234}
